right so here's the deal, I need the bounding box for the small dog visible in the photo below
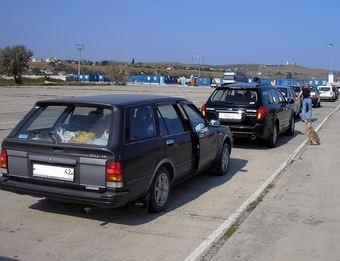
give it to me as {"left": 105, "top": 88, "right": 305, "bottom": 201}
{"left": 305, "top": 119, "right": 320, "bottom": 145}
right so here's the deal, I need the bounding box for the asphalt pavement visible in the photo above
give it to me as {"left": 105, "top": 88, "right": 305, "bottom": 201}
{"left": 208, "top": 105, "right": 340, "bottom": 260}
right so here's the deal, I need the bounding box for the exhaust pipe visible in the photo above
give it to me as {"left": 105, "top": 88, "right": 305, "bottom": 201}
{"left": 250, "top": 135, "right": 256, "bottom": 140}
{"left": 82, "top": 207, "right": 92, "bottom": 214}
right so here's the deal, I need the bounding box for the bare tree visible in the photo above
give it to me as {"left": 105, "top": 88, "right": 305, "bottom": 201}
{"left": 0, "top": 45, "right": 33, "bottom": 83}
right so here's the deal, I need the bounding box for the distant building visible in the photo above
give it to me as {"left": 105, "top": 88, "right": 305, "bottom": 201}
{"left": 46, "top": 57, "right": 56, "bottom": 63}
{"left": 32, "top": 58, "right": 43, "bottom": 62}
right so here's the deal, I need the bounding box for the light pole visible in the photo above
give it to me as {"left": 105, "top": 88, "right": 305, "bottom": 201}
{"left": 192, "top": 54, "right": 204, "bottom": 76}
{"left": 329, "top": 43, "right": 334, "bottom": 73}
{"left": 76, "top": 44, "right": 84, "bottom": 75}
{"left": 195, "top": 54, "right": 204, "bottom": 77}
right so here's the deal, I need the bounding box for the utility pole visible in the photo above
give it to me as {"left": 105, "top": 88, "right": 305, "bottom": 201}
{"left": 76, "top": 44, "right": 84, "bottom": 75}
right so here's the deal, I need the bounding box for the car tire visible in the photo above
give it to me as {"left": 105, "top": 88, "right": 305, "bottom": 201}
{"left": 318, "top": 101, "right": 321, "bottom": 107}
{"left": 265, "top": 122, "right": 278, "bottom": 148}
{"left": 215, "top": 143, "right": 230, "bottom": 176}
{"left": 295, "top": 110, "right": 300, "bottom": 119}
{"left": 285, "top": 115, "right": 295, "bottom": 136}
{"left": 149, "top": 166, "right": 170, "bottom": 213}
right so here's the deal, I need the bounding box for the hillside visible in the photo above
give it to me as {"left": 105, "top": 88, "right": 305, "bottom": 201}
{"left": 27, "top": 62, "right": 337, "bottom": 80}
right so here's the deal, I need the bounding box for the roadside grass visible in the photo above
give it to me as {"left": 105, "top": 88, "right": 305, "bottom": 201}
{"left": 223, "top": 184, "right": 274, "bottom": 240}
{"left": 201, "top": 184, "right": 275, "bottom": 261}
{"left": 0, "top": 77, "right": 110, "bottom": 86}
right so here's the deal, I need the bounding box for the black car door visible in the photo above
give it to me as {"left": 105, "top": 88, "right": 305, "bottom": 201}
{"left": 156, "top": 102, "right": 195, "bottom": 182}
{"left": 270, "top": 89, "right": 291, "bottom": 130}
{"left": 180, "top": 103, "right": 218, "bottom": 172}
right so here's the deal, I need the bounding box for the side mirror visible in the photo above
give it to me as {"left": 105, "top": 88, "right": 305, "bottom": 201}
{"left": 288, "top": 98, "right": 295, "bottom": 104}
{"left": 209, "top": 119, "right": 220, "bottom": 127}
{"left": 194, "top": 122, "right": 206, "bottom": 132}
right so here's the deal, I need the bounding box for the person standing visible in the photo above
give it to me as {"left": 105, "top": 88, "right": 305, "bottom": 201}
{"left": 297, "top": 83, "right": 313, "bottom": 122}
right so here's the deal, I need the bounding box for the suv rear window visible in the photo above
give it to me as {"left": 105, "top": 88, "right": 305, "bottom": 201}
{"left": 17, "top": 105, "right": 112, "bottom": 146}
{"left": 211, "top": 89, "right": 258, "bottom": 104}
{"left": 319, "top": 87, "right": 331, "bottom": 91}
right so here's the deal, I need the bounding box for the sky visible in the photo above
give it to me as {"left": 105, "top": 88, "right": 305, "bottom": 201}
{"left": 1, "top": 0, "right": 340, "bottom": 71}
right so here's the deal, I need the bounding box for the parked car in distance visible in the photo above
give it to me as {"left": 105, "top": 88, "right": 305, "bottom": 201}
{"left": 0, "top": 94, "right": 233, "bottom": 213}
{"left": 291, "top": 85, "right": 303, "bottom": 98}
{"left": 317, "top": 85, "right": 336, "bottom": 101}
{"left": 276, "top": 85, "right": 301, "bottom": 118}
{"left": 332, "top": 86, "right": 339, "bottom": 99}
{"left": 201, "top": 83, "right": 295, "bottom": 148}
{"left": 309, "top": 86, "right": 321, "bottom": 107}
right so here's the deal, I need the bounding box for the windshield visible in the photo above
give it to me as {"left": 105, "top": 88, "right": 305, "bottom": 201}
{"left": 17, "top": 105, "right": 112, "bottom": 146}
{"left": 211, "top": 89, "right": 258, "bottom": 104}
{"left": 310, "top": 87, "right": 318, "bottom": 93}
{"left": 292, "top": 87, "right": 301, "bottom": 92}
{"left": 223, "top": 75, "right": 235, "bottom": 81}
{"left": 319, "top": 87, "right": 331, "bottom": 91}
{"left": 277, "top": 87, "right": 288, "bottom": 97}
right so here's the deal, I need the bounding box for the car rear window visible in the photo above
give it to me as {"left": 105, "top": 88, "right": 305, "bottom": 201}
{"left": 319, "top": 87, "right": 331, "bottom": 91}
{"left": 277, "top": 87, "right": 288, "bottom": 97}
{"left": 211, "top": 89, "right": 258, "bottom": 104}
{"left": 16, "top": 105, "right": 113, "bottom": 146}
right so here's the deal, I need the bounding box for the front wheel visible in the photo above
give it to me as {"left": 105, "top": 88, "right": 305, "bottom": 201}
{"left": 265, "top": 122, "right": 278, "bottom": 148}
{"left": 285, "top": 115, "right": 295, "bottom": 136}
{"left": 215, "top": 143, "right": 230, "bottom": 176}
{"left": 149, "top": 167, "right": 170, "bottom": 213}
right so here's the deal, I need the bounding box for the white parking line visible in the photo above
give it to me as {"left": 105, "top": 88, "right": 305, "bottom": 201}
{"left": 0, "top": 121, "right": 19, "bottom": 125}
{"left": 184, "top": 104, "right": 340, "bottom": 261}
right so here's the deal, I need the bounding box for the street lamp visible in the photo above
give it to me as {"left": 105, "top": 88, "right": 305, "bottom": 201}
{"left": 76, "top": 44, "right": 84, "bottom": 75}
{"left": 195, "top": 54, "right": 204, "bottom": 77}
{"left": 329, "top": 43, "right": 334, "bottom": 73}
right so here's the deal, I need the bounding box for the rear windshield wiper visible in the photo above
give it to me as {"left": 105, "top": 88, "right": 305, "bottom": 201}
{"left": 215, "top": 100, "right": 234, "bottom": 104}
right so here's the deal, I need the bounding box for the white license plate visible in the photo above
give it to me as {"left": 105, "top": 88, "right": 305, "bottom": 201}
{"left": 219, "top": 112, "right": 242, "bottom": 120}
{"left": 33, "top": 164, "right": 74, "bottom": 181}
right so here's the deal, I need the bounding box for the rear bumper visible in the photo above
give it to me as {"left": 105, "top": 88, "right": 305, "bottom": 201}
{"left": 311, "top": 98, "right": 319, "bottom": 104}
{"left": 0, "top": 176, "right": 130, "bottom": 208}
{"left": 319, "top": 96, "right": 334, "bottom": 100}
{"left": 221, "top": 122, "right": 271, "bottom": 139}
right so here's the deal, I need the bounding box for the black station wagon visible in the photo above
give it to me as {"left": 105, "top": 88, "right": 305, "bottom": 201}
{"left": 201, "top": 83, "right": 295, "bottom": 147}
{"left": 0, "top": 94, "right": 233, "bottom": 213}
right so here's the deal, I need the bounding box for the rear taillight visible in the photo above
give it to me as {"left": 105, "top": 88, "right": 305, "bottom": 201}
{"left": 200, "top": 104, "right": 206, "bottom": 117}
{"left": 0, "top": 149, "right": 7, "bottom": 170}
{"left": 105, "top": 161, "right": 123, "bottom": 188}
{"left": 257, "top": 106, "right": 268, "bottom": 121}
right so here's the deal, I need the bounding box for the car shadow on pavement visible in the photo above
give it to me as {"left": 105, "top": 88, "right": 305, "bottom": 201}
{"left": 28, "top": 157, "right": 247, "bottom": 225}
{"left": 232, "top": 133, "right": 301, "bottom": 150}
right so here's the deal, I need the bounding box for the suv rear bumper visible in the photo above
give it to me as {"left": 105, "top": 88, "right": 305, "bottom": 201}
{"left": 222, "top": 123, "right": 271, "bottom": 140}
{"left": 0, "top": 177, "right": 130, "bottom": 208}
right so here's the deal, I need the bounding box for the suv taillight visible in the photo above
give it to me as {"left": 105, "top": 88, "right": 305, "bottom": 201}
{"left": 0, "top": 149, "right": 7, "bottom": 170}
{"left": 257, "top": 106, "right": 268, "bottom": 121}
{"left": 106, "top": 161, "right": 123, "bottom": 188}
{"left": 200, "top": 104, "right": 206, "bottom": 117}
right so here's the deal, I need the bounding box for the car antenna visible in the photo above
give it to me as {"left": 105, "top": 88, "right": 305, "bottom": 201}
{"left": 176, "top": 79, "right": 192, "bottom": 101}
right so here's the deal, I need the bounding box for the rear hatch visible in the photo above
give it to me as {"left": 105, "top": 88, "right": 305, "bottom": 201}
{"left": 1, "top": 103, "right": 116, "bottom": 193}
{"left": 318, "top": 86, "right": 333, "bottom": 98}
{"left": 204, "top": 88, "right": 260, "bottom": 130}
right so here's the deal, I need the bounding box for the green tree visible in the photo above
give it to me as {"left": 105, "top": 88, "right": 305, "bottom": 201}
{"left": 286, "top": 72, "right": 293, "bottom": 79}
{"left": 100, "top": 60, "right": 109, "bottom": 66}
{"left": 105, "top": 61, "right": 130, "bottom": 85}
{"left": 131, "top": 58, "right": 135, "bottom": 66}
{"left": 32, "top": 67, "right": 41, "bottom": 74}
{"left": 0, "top": 45, "right": 33, "bottom": 83}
